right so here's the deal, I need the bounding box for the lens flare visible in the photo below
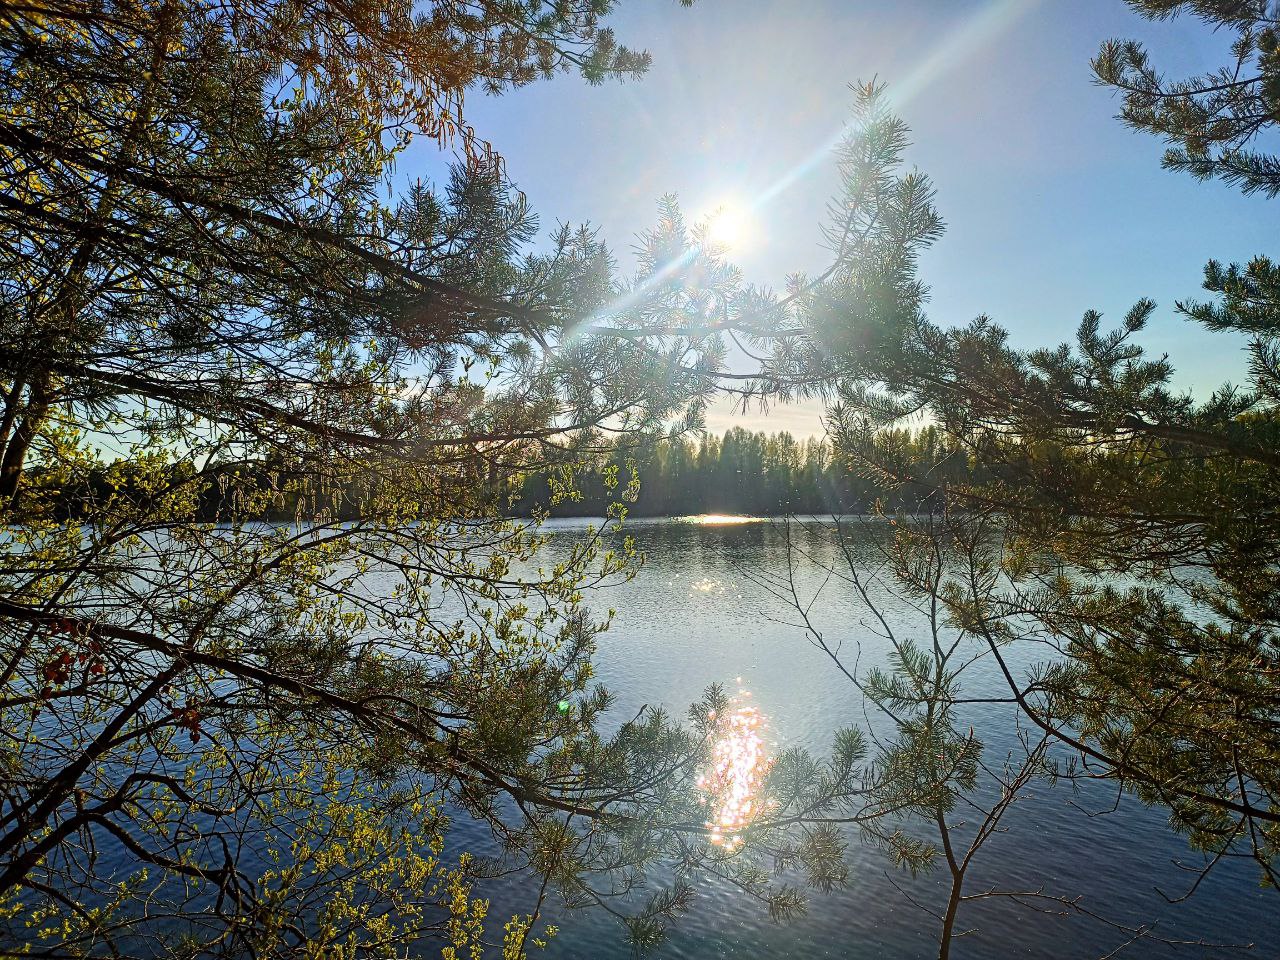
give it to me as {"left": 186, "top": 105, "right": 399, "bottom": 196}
{"left": 696, "top": 691, "right": 775, "bottom": 846}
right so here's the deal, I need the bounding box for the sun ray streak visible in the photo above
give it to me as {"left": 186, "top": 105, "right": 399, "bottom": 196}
{"left": 751, "top": 0, "right": 1043, "bottom": 213}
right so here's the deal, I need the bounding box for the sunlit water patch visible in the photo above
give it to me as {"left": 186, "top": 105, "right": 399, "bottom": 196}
{"left": 678, "top": 514, "right": 767, "bottom": 526}
{"left": 697, "top": 689, "right": 774, "bottom": 847}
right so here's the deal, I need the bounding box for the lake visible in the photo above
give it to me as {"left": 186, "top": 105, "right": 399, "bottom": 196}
{"left": 461, "top": 516, "right": 1276, "bottom": 960}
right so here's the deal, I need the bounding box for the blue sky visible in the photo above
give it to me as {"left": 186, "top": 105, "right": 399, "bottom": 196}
{"left": 404, "top": 0, "right": 1274, "bottom": 437}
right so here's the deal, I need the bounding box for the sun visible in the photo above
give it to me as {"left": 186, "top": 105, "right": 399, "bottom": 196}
{"left": 703, "top": 199, "right": 755, "bottom": 252}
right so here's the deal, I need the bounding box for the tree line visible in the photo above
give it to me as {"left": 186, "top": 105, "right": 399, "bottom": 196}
{"left": 520, "top": 425, "right": 981, "bottom": 517}
{"left": 17, "top": 425, "right": 981, "bottom": 521}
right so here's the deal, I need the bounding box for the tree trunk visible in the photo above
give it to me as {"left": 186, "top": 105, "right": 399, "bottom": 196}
{"left": 0, "top": 377, "right": 49, "bottom": 505}
{"left": 0, "top": 376, "right": 26, "bottom": 460}
{"left": 938, "top": 872, "right": 963, "bottom": 960}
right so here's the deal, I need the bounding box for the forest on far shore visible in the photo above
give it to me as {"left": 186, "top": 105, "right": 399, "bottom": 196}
{"left": 520, "top": 425, "right": 970, "bottom": 517}
{"left": 23, "top": 426, "right": 971, "bottom": 522}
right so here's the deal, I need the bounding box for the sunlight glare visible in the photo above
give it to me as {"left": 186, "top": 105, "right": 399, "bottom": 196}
{"left": 703, "top": 200, "right": 755, "bottom": 253}
{"left": 686, "top": 514, "right": 764, "bottom": 525}
{"left": 697, "top": 691, "right": 775, "bottom": 846}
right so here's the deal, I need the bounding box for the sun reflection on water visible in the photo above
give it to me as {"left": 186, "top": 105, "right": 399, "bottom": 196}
{"left": 679, "top": 514, "right": 766, "bottom": 526}
{"left": 697, "top": 689, "right": 775, "bottom": 847}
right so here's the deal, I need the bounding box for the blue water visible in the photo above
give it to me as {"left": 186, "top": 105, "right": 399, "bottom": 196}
{"left": 27, "top": 517, "right": 1272, "bottom": 958}
{"left": 464, "top": 517, "right": 1276, "bottom": 960}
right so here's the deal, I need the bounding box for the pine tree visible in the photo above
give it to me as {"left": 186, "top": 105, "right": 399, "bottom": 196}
{"left": 764, "top": 51, "right": 1280, "bottom": 882}
{"left": 0, "top": 1, "right": 866, "bottom": 956}
{"left": 1093, "top": 0, "right": 1280, "bottom": 198}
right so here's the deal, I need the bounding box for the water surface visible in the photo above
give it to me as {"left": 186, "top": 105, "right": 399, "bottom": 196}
{"left": 475, "top": 517, "right": 1275, "bottom": 960}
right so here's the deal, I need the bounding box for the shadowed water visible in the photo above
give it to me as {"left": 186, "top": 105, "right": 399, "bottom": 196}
{"left": 466, "top": 517, "right": 1275, "bottom": 960}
